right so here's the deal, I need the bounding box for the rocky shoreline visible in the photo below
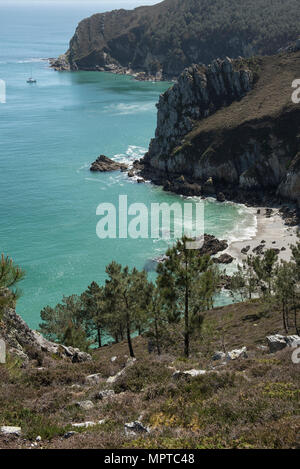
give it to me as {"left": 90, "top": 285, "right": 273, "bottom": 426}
{"left": 49, "top": 56, "right": 168, "bottom": 82}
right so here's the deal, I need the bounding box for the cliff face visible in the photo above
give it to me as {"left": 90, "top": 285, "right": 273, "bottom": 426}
{"left": 145, "top": 57, "right": 254, "bottom": 163}
{"left": 142, "top": 50, "right": 300, "bottom": 207}
{"left": 55, "top": 0, "right": 300, "bottom": 79}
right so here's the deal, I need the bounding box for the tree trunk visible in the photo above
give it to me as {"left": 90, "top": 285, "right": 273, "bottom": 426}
{"left": 126, "top": 312, "right": 135, "bottom": 358}
{"left": 184, "top": 272, "right": 189, "bottom": 358}
{"left": 97, "top": 327, "right": 102, "bottom": 348}
{"left": 283, "top": 302, "right": 288, "bottom": 334}
{"left": 294, "top": 303, "right": 299, "bottom": 335}
{"left": 154, "top": 314, "right": 161, "bottom": 356}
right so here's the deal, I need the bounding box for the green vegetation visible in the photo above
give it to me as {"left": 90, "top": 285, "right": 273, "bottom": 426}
{"left": 39, "top": 237, "right": 220, "bottom": 358}
{"left": 68, "top": 0, "right": 300, "bottom": 76}
{"left": 0, "top": 235, "right": 299, "bottom": 449}
{"left": 231, "top": 242, "right": 300, "bottom": 334}
{"left": 0, "top": 254, "right": 25, "bottom": 318}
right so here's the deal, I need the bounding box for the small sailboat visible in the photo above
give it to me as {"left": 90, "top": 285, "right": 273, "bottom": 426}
{"left": 27, "top": 67, "right": 37, "bottom": 84}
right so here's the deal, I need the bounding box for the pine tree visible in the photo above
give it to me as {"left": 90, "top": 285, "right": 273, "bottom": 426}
{"left": 104, "top": 262, "right": 151, "bottom": 357}
{"left": 0, "top": 253, "right": 25, "bottom": 316}
{"left": 81, "top": 282, "right": 106, "bottom": 348}
{"left": 39, "top": 294, "right": 91, "bottom": 350}
{"left": 156, "top": 236, "right": 220, "bottom": 357}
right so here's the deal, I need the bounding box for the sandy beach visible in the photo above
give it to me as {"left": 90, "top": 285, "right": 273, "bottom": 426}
{"left": 225, "top": 207, "right": 299, "bottom": 265}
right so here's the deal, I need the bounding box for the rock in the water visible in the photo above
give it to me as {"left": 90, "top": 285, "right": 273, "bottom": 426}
{"left": 85, "top": 373, "right": 102, "bottom": 385}
{"left": 199, "top": 234, "right": 228, "bottom": 257}
{"left": 0, "top": 426, "right": 21, "bottom": 436}
{"left": 124, "top": 421, "right": 150, "bottom": 436}
{"left": 90, "top": 155, "right": 128, "bottom": 172}
{"left": 76, "top": 400, "right": 94, "bottom": 411}
{"left": 226, "top": 346, "right": 247, "bottom": 361}
{"left": 241, "top": 245, "right": 250, "bottom": 254}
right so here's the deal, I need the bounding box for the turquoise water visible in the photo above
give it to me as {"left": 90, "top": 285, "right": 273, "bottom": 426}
{"left": 0, "top": 3, "right": 256, "bottom": 329}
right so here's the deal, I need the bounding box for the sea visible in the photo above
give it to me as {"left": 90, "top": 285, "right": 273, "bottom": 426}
{"left": 0, "top": 2, "right": 257, "bottom": 329}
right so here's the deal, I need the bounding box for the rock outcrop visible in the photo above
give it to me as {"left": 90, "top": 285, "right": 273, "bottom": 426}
{"left": 145, "top": 57, "right": 253, "bottom": 163}
{"left": 266, "top": 334, "right": 300, "bottom": 353}
{"left": 141, "top": 51, "right": 300, "bottom": 207}
{"left": 90, "top": 155, "right": 128, "bottom": 172}
{"left": 52, "top": 0, "right": 300, "bottom": 80}
{"left": 0, "top": 308, "right": 92, "bottom": 364}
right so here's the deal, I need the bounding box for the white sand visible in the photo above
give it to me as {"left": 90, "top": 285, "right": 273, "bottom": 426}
{"left": 225, "top": 207, "right": 299, "bottom": 265}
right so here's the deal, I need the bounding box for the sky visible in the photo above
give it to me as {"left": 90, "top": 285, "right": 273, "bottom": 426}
{"left": 0, "top": 0, "right": 161, "bottom": 5}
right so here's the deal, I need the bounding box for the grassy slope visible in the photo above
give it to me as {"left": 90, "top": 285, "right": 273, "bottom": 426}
{"left": 185, "top": 52, "right": 300, "bottom": 144}
{"left": 0, "top": 300, "right": 299, "bottom": 449}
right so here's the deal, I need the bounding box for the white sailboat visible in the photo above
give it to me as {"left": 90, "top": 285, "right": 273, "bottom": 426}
{"left": 27, "top": 67, "right": 37, "bottom": 84}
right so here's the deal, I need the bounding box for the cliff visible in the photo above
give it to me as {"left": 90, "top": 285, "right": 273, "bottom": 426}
{"left": 141, "top": 50, "right": 300, "bottom": 207}
{"left": 53, "top": 0, "right": 300, "bottom": 79}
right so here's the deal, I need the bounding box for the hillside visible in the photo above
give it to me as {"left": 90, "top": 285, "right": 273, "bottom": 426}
{"left": 53, "top": 0, "right": 300, "bottom": 79}
{"left": 139, "top": 49, "right": 300, "bottom": 207}
{"left": 0, "top": 300, "right": 299, "bottom": 449}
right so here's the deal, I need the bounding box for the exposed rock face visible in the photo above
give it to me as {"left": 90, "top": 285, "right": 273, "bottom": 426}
{"left": 54, "top": 0, "right": 300, "bottom": 80}
{"left": 141, "top": 52, "right": 300, "bottom": 207}
{"left": 0, "top": 308, "right": 92, "bottom": 364}
{"left": 145, "top": 58, "right": 253, "bottom": 163}
{"left": 90, "top": 155, "right": 128, "bottom": 172}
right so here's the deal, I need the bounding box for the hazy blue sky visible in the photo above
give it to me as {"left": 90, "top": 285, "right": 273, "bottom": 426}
{"left": 0, "top": 0, "right": 161, "bottom": 5}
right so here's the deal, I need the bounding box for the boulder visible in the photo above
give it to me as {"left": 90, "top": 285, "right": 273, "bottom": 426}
{"left": 213, "top": 253, "right": 234, "bottom": 264}
{"left": 267, "top": 334, "right": 300, "bottom": 353}
{"left": 110, "top": 356, "right": 117, "bottom": 363}
{"left": 226, "top": 346, "right": 247, "bottom": 361}
{"left": 90, "top": 155, "right": 128, "bottom": 172}
{"left": 85, "top": 373, "right": 102, "bottom": 385}
{"left": 212, "top": 351, "right": 226, "bottom": 361}
{"left": 241, "top": 245, "right": 250, "bottom": 254}
{"left": 72, "top": 421, "right": 96, "bottom": 429}
{"left": 198, "top": 234, "right": 228, "bottom": 257}
{"left": 0, "top": 426, "right": 21, "bottom": 436}
{"left": 94, "top": 389, "right": 115, "bottom": 400}
{"left": 172, "top": 369, "right": 207, "bottom": 379}
{"left": 75, "top": 400, "right": 94, "bottom": 411}
{"left": 217, "top": 192, "right": 226, "bottom": 202}
{"left": 64, "top": 431, "right": 77, "bottom": 439}
{"left": 124, "top": 421, "right": 150, "bottom": 436}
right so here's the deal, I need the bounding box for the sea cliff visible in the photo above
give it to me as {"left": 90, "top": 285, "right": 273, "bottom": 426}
{"left": 139, "top": 50, "right": 300, "bottom": 208}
